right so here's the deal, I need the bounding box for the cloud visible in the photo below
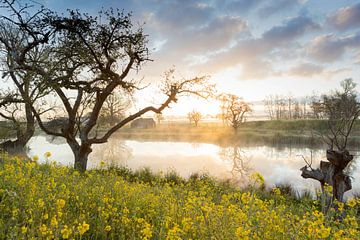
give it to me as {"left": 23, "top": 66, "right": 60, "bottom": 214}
{"left": 262, "top": 15, "right": 319, "bottom": 46}
{"left": 288, "top": 62, "right": 324, "bottom": 77}
{"left": 144, "top": 1, "right": 250, "bottom": 57}
{"left": 354, "top": 52, "right": 360, "bottom": 65}
{"left": 142, "top": 13, "right": 249, "bottom": 77}
{"left": 182, "top": 16, "right": 248, "bottom": 54}
{"left": 224, "top": 0, "right": 265, "bottom": 14}
{"left": 236, "top": 15, "right": 319, "bottom": 59}
{"left": 240, "top": 60, "right": 273, "bottom": 79}
{"left": 307, "top": 33, "right": 360, "bottom": 62}
{"left": 258, "top": 0, "right": 301, "bottom": 18}
{"left": 151, "top": 0, "right": 215, "bottom": 32}
{"left": 327, "top": 3, "right": 360, "bottom": 31}
{"left": 193, "top": 15, "right": 319, "bottom": 79}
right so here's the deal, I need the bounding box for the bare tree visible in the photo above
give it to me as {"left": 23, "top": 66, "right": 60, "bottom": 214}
{"left": 264, "top": 95, "right": 276, "bottom": 120}
{"left": 188, "top": 109, "right": 202, "bottom": 127}
{"left": 310, "top": 93, "right": 325, "bottom": 119}
{"left": 99, "top": 90, "right": 131, "bottom": 126}
{"left": 0, "top": 3, "right": 214, "bottom": 171}
{"left": 292, "top": 100, "right": 301, "bottom": 119}
{"left": 218, "top": 93, "right": 228, "bottom": 125}
{"left": 301, "top": 96, "right": 309, "bottom": 119}
{"left": 287, "top": 94, "right": 294, "bottom": 119}
{"left": 0, "top": 1, "right": 58, "bottom": 152}
{"left": 154, "top": 113, "right": 164, "bottom": 125}
{"left": 0, "top": 50, "right": 51, "bottom": 152}
{"left": 222, "top": 94, "right": 252, "bottom": 130}
{"left": 265, "top": 94, "right": 309, "bottom": 120}
{"left": 300, "top": 79, "right": 360, "bottom": 207}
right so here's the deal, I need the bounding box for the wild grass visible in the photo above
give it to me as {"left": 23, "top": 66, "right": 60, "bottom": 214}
{"left": 1, "top": 153, "right": 360, "bottom": 239}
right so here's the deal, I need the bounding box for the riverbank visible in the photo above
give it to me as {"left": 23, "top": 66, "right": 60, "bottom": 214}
{"left": 114, "top": 120, "right": 360, "bottom": 148}
{"left": 1, "top": 153, "right": 359, "bottom": 239}
{"left": 3, "top": 119, "right": 360, "bottom": 149}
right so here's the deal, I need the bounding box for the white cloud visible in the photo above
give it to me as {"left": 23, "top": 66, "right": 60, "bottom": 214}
{"left": 307, "top": 33, "right": 360, "bottom": 62}
{"left": 327, "top": 3, "right": 360, "bottom": 31}
{"left": 288, "top": 62, "right": 324, "bottom": 77}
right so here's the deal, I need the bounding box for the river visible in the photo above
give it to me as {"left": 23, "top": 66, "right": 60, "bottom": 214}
{"left": 27, "top": 135, "right": 360, "bottom": 197}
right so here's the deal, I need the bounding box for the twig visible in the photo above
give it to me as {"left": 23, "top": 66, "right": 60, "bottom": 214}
{"left": 297, "top": 154, "right": 314, "bottom": 170}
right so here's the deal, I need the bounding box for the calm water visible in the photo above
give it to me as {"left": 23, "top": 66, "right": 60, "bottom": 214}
{"left": 27, "top": 135, "right": 360, "bottom": 196}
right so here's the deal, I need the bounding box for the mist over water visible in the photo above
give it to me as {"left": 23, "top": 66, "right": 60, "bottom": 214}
{"left": 27, "top": 135, "right": 360, "bottom": 196}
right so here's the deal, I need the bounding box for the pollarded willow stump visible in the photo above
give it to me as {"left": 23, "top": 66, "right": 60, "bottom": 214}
{"left": 300, "top": 149, "right": 353, "bottom": 209}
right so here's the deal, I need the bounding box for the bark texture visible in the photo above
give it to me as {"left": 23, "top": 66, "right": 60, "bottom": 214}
{"left": 301, "top": 149, "right": 352, "bottom": 207}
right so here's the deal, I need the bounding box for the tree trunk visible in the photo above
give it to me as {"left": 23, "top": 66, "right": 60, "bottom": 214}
{"left": 0, "top": 136, "right": 31, "bottom": 154}
{"left": 74, "top": 150, "right": 91, "bottom": 172}
{"left": 74, "top": 145, "right": 92, "bottom": 172}
{"left": 301, "top": 149, "right": 352, "bottom": 210}
{"left": 0, "top": 104, "right": 35, "bottom": 153}
{"left": 68, "top": 139, "right": 92, "bottom": 172}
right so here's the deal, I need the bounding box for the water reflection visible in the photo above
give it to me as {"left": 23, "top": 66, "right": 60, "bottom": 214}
{"left": 219, "top": 146, "right": 253, "bottom": 183}
{"left": 27, "top": 136, "right": 360, "bottom": 195}
{"left": 92, "top": 139, "right": 132, "bottom": 167}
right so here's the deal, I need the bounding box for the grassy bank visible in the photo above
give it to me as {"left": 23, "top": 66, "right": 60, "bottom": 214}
{"left": 1, "top": 153, "right": 360, "bottom": 239}
{"left": 114, "top": 120, "right": 360, "bottom": 148}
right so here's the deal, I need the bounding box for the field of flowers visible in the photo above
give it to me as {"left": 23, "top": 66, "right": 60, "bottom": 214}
{"left": 0, "top": 152, "right": 359, "bottom": 239}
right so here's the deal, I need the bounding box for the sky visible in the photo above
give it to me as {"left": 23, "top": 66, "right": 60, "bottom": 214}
{"left": 12, "top": 0, "right": 360, "bottom": 115}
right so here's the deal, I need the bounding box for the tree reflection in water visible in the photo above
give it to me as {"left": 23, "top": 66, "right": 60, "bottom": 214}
{"left": 219, "top": 146, "right": 253, "bottom": 184}
{"left": 91, "top": 138, "right": 132, "bottom": 167}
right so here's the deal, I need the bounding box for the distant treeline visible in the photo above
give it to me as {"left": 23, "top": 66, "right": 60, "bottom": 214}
{"left": 264, "top": 94, "right": 325, "bottom": 120}
{"left": 241, "top": 119, "right": 353, "bottom": 131}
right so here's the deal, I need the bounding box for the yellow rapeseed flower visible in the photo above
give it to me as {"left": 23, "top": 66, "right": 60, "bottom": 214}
{"left": 334, "top": 229, "right": 344, "bottom": 238}
{"left": 347, "top": 198, "right": 357, "bottom": 208}
{"left": 272, "top": 187, "right": 281, "bottom": 195}
{"left": 56, "top": 199, "right": 66, "bottom": 209}
{"left": 38, "top": 198, "right": 45, "bottom": 208}
{"left": 315, "top": 225, "right": 331, "bottom": 239}
{"left": 323, "top": 184, "right": 333, "bottom": 195}
{"left": 250, "top": 172, "right": 265, "bottom": 186}
{"left": 32, "top": 155, "right": 39, "bottom": 161}
{"left": 337, "top": 201, "right": 344, "bottom": 212}
{"left": 181, "top": 217, "right": 192, "bottom": 232}
{"left": 104, "top": 225, "right": 112, "bottom": 232}
{"left": 61, "top": 225, "right": 72, "bottom": 239}
{"left": 77, "top": 221, "right": 90, "bottom": 235}
{"left": 44, "top": 152, "right": 52, "bottom": 158}
{"left": 236, "top": 226, "right": 250, "bottom": 240}
{"left": 39, "top": 224, "right": 47, "bottom": 235}
{"left": 141, "top": 222, "right": 153, "bottom": 239}
{"left": 51, "top": 216, "right": 58, "bottom": 227}
{"left": 21, "top": 226, "right": 27, "bottom": 234}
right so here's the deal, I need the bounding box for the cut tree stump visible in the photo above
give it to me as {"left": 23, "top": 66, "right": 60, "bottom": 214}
{"left": 300, "top": 149, "right": 352, "bottom": 208}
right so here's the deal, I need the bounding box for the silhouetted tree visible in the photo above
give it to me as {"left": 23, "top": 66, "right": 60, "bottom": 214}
{"left": 223, "top": 94, "right": 251, "bottom": 130}
{"left": 0, "top": 18, "right": 54, "bottom": 152}
{"left": 301, "top": 79, "right": 360, "bottom": 209}
{"left": 293, "top": 101, "right": 301, "bottom": 119}
{"left": 99, "top": 91, "right": 131, "bottom": 126}
{"left": 217, "top": 93, "right": 228, "bottom": 125}
{"left": 264, "top": 95, "right": 276, "bottom": 120}
{"left": 0, "top": 2, "right": 214, "bottom": 171}
{"left": 310, "top": 94, "right": 325, "bottom": 119}
{"left": 155, "top": 113, "right": 164, "bottom": 125}
{"left": 188, "top": 109, "right": 202, "bottom": 127}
